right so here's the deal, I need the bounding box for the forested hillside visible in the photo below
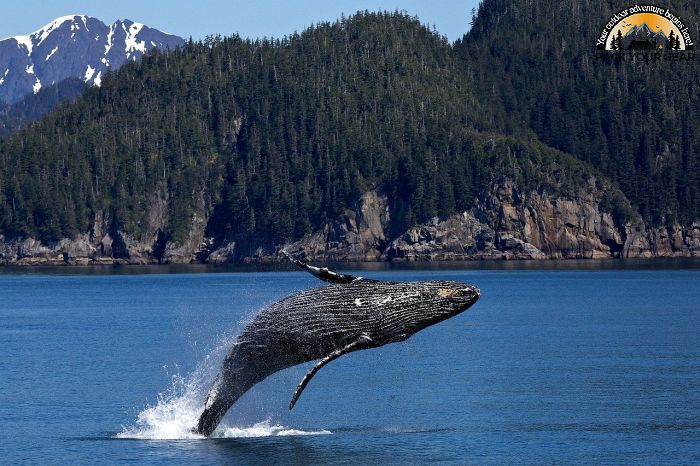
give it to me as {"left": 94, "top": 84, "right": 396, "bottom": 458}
{"left": 0, "top": 9, "right": 697, "bottom": 264}
{"left": 456, "top": 0, "right": 700, "bottom": 226}
{"left": 0, "top": 12, "right": 611, "bottom": 261}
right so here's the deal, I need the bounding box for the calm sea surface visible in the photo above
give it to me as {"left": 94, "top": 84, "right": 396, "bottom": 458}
{"left": 1, "top": 261, "right": 699, "bottom": 464}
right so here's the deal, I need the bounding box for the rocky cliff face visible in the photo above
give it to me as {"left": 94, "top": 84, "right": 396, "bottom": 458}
{"left": 282, "top": 191, "right": 390, "bottom": 262}
{"left": 1, "top": 179, "right": 698, "bottom": 265}
{"left": 0, "top": 192, "right": 208, "bottom": 265}
{"left": 275, "top": 179, "right": 700, "bottom": 262}
{"left": 623, "top": 222, "right": 700, "bottom": 258}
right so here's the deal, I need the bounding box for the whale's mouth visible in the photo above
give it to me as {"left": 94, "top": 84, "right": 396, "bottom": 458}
{"left": 444, "top": 284, "right": 480, "bottom": 307}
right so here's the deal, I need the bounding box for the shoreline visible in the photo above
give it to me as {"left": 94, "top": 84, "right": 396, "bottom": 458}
{"left": 2, "top": 256, "right": 699, "bottom": 275}
{"left": 3, "top": 189, "right": 698, "bottom": 268}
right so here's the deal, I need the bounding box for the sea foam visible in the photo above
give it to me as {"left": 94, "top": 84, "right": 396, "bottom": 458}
{"left": 117, "top": 336, "right": 330, "bottom": 440}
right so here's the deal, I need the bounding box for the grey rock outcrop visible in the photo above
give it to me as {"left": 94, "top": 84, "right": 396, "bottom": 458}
{"left": 1, "top": 180, "right": 698, "bottom": 266}
{"left": 637, "top": 223, "right": 700, "bottom": 258}
{"left": 382, "top": 212, "right": 503, "bottom": 261}
{"left": 473, "top": 179, "right": 625, "bottom": 259}
{"left": 276, "top": 180, "right": 628, "bottom": 262}
{"left": 0, "top": 191, "right": 209, "bottom": 265}
{"left": 270, "top": 180, "right": 698, "bottom": 262}
{"left": 283, "top": 191, "right": 390, "bottom": 261}
{"left": 207, "top": 241, "right": 236, "bottom": 264}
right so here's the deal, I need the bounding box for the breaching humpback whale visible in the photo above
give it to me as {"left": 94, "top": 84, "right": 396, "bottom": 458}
{"left": 196, "top": 253, "right": 480, "bottom": 436}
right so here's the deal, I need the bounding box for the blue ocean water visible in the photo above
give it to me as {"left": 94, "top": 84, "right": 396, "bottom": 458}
{"left": 1, "top": 264, "right": 699, "bottom": 464}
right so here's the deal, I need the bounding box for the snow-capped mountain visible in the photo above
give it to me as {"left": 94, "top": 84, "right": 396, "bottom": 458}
{"left": 623, "top": 22, "right": 668, "bottom": 50}
{"left": 0, "top": 15, "right": 184, "bottom": 103}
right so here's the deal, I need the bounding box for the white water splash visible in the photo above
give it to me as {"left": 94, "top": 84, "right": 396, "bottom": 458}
{"left": 117, "top": 334, "right": 330, "bottom": 440}
{"left": 214, "top": 420, "right": 330, "bottom": 438}
{"left": 117, "top": 372, "right": 206, "bottom": 440}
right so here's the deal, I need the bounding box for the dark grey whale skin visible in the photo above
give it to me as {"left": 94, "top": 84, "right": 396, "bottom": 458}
{"left": 196, "top": 263, "right": 480, "bottom": 436}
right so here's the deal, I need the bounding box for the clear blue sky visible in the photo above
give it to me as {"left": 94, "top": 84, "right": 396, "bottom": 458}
{"left": 1, "top": 0, "right": 480, "bottom": 43}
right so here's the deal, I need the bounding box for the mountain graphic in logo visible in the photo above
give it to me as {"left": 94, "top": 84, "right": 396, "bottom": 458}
{"left": 620, "top": 22, "right": 669, "bottom": 50}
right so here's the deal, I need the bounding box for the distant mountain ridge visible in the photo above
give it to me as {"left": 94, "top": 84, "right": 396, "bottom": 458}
{"left": 0, "top": 15, "right": 184, "bottom": 103}
{"left": 0, "top": 78, "right": 86, "bottom": 137}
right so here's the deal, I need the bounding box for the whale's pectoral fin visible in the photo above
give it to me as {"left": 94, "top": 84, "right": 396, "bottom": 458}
{"left": 289, "top": 334, "right": 373, "bottom": 410}
{"left": 282, "top": 250, "right": 365, "bottom": 284}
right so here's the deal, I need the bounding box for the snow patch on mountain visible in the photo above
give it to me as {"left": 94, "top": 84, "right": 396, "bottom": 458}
{"left": 124, "top": 22, "right": 146, "bottom": 53}
{"left": 14, "top": 35, "right": 33, "bottom": 55}
{"left": 46, "top": 46, "right": 59, "bottom": 61}
{"left": 84, "top": 65, "right": 95, "bottom": 82}
{"left": 105, "top": 23, "right": 116, "bottom": 55}
{"left": 26, "top": 64, "right": 34, "bottom": 74}
{"left": 33, "top": 77, "right": 41, "bottom": 93}
{"left": 35, "top": 15, "right": 79, "bottom": 46}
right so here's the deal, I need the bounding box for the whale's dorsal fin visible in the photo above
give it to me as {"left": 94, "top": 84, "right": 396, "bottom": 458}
{"left": 289, "top": 333, "right": 373, "bottom": 410}
{"left": 283, "top": 250, "right": 363, "bottom": 284}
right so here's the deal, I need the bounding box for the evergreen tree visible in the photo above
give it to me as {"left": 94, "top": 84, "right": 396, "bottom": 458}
{"left": 617, "top": 31, "right": 624, "bottom": 50}
{"left": 615, "top": 30, "right": 624, "bottom": 50}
